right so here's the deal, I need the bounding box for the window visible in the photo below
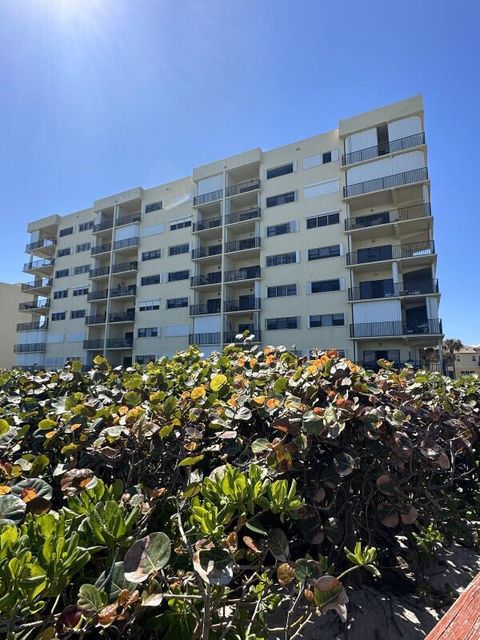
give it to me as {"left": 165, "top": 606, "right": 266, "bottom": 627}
{"left": 170, "top": 216, "right": 191, "bottom": 230}
{"left": 311, "top": 279, "right": 341, "bottom": 293}
{"left": 308, "top": 245, "right": 341, "bottom": 260}
{"left": 356, "top": 245, "right": 392, "bottom": 264}
{"left": 167, "top": 297, "right": 188, "bottom": 309}
{"left": 169, "top": 243, "right": 190, "bottom": 256}
{"left": 363, "top": 349, "right": 400, "bottom": 366}
{"left": 267, "top": 284, "right": 297, "bottom": 298}
{"left": 53, "top": 289, "right": 68, "bottom": 299}
{"left": 136, "top": 355, "right": 156, "bottom": 364}
{"left": 51, "top": 312, "right": 66, "bottom": 321}
{"left": 306, "top": 212, "right": 340, "bottom": 229}
{"left": 74, "top": 264, "right": 90, "bottom": 275}
{"left": 56, "top": 269, "right": 69, "bottom": 278}
{"left": 303, "top": 149, "right": 339, "bottom": 169}
{"left": 266, "top": 221, "right": 298, "bottom": 237}
{"left": 142, "top": 249, "right": 162, "bottom": 261}
{"left": 359, "top": 279, "right": 394, "bottom": 300}
{"left": 57, "top": 247, "right": 71, "bottom": 257}
{"left": 76, "top": 242, "right": 91, "bottom": 253}
{"left": 309, "top": 314, "right": 345, "bottom": 327}
{"left": 71, "top": 309, "right": 86, "bottom": 319}
{"left": 59, "top": 227, "right": 73, "bottom": 237}
{"left": 79, "top": 221, "right": 94, "bottom": 232}
{"left": 168, "top": 270, "right": 189, "bottom": 282}
{"left": 352, "top": 211, "right": 390, "bottom": 229}
{"left": 304, "top": 179, "right": 339, "bottom": 199}
{"left": 266, "top": 252, "right": 298, "bottom": 267}
{"left": 141, "top": 275, "right": 161, "bottom": 286}
{"left": 145, "top": 201, "right": 163, "bottom": 213}
{"left": 322, "top": 151, "right": 332, "bottom": 164}
{"left": 138, "top": 327, "right": 159, "bottom": 338}
{"left": 266, "top": 163, "right": 294, "bottom": 179}
{"left": 73, "top": 286, "right": 88, "bottom": 296}
{"left": 139, "top": 300, "right": 160, "bottom": 311}
{"left": 266, "top": 192, "right": 295, "bottom": 208}
{"left": 266, "top": 316, "right": 299, "bottom": 330}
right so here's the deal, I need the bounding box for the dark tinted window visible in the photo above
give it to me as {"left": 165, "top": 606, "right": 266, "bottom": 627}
{"left": 266, "top": 163, "right": 294, "bottom": 179}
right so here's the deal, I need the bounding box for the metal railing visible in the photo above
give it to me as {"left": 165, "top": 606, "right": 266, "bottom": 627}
{"left": 192, "top": 218, "right": 222, "bottom": 232}
{"left": 116, "top": 212, "right": 141, "bottom": 227}
{"left": 348, "top": 279, "right": 439, "bottom": 301}
{"left": 83, "top": 338, "right": 133, "bottom": 350}
{"left": 87, "top": 289, "right": 109, "bottom": 301}
{"left": 26, "top": 238, "right": 56, "bottom": 252}
{"left": 350, "top": 318, "right": 443, "bottom": 338}
{"left": 91, "top": 242, "right": 112, "bottom": 255}
{"left": 21, "top": 278, "right": 53, "bottom": 291}
{"left": 113, "top": 237, "right": 139, "bottom": 251}
{"left": 93, "top": 219, "right": 113, "bottom": 232}
{"left": 343, "top": 167, "right": 428, "bottom": 198}
{"left": 193, "top": 189, "right": 223, "bottom": 207}
{"left": 189, "top": 303, "right": 221, "bottom": 316}
{"left": 224, "top": 267, "right": 261, "bottom": 282}
{"left": 110, "top": 286, "right": 136, "bottom": 298}
{"left": 85, "top": 314, "right": 107, "bottom": 325}
{"left": 23, "top": 258, "right": 55, "bottom": 272}
{"left": 190, "top": 272, "right": 222, "bottom": 287}
{"left": 14, "top": 343, "right": 46, "bottom": 353}
{"left": 16, "top": 321, "right": 49, "bottom": 332}
{"left": 224, "top": 331, "right": 262, "bottom": 343}
{"left": 189, "top": 332, "right": 221, "bottom": 345}
{"left": 112, "top": 261, "right": 138, "bottom": 274}
{"left": 109, "top": 311, "right": 135, "bottom": 323}
{"left": 361, "top": 360, "right": 443, "bottom": 373}
{"left": 225, "top": 178, "right": 261, "bottom": 197}
{"left": 342, "top": 132, "right": 426, "bottom": 165}
{"left": 224, "top": 297, "right": 261, "bottom": 312}
{"left": 346, "top": 240, "right": 435, "bottom": 266}
{"left": 89, "top": 266, "right": 110, "bottom": 278}
{"left": 345, "top": 203, "right": 431, "bottom": 231}
{"left": 225, "top": 237, "right": 261, "bottom": 253}
{"left": 19, "top": 299, "right": 50, "bottom": 311}
{"left": 225, "top": 207, "right": 261, "bottom": 225}
{"left": 192, "top": 245, "right": 222, "bottom": 259}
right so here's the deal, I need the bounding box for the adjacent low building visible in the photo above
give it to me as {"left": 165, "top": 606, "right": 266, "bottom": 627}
{"left": 17, "top": 95, "right": 443, "bottom": 370}
{"left": 0, "top": 282, "right": 30, "bottom": 369}
{"left": 454, "top": 348, "right": 480, "bottom": 378}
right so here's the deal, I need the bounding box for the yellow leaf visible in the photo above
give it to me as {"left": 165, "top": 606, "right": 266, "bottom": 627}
{"left": 211, "top": 374, "right": 227, "bottom": 392}
{"left": 0, "top": 485, "right": 11, "bottom": 495}
{"left": 252, "top": 396, "right": 266, "bottom": 406}
{"left": 191, "top": 386, "right": 206, "bottom": 400}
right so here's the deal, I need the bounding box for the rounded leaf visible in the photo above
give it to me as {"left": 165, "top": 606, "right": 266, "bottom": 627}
{"left": 11, "top": 478, "right": 52, "bottom": 502}
{"left": 277, "top": 562, "right": 295, "bottom": 587}
{"left": 0, "top": 418, "right": 10, "bottom": 436}
{"left": 210, "top": 374, "right": 227, "bottom": 392}
{"left": 400, "top": 504, "right": 418, "bottom": 525}
{"left": 375, "top": 474, "right": 397, "bottom": 496}
{"left": 124, "top": 532, "right": 171, "bottom": 583}
{"left": 0, "top": 494, "right": 26, "bottom": 524}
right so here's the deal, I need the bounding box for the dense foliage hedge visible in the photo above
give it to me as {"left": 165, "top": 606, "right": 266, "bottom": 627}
{"left": 0, "top": 345, "right": 479, "bottom": 639}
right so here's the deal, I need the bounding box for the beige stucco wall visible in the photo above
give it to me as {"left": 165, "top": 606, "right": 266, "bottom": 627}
{"left": 0, "top": 283, "right": 30, "bottom": 369}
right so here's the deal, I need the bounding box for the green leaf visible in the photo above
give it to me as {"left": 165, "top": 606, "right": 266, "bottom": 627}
{"left": 268, "top": 528, "right": 289, "bottom": 561}
{"left": 177, "top": 454, "right": 204, "bottom": 467}
{"left": 38, "top": 418, "right": 56, "bottom": 430}
{"left": 78, "top": 583, "right": 107, "bottom": 613}
{"left": 124, "top": 532, "right": 171, "bottom": 583}
{"left": 251, "top": 438, "right": 270, "bottom": 454}
{"left": 0, "top": 419, "right": 10, "bottom": 436}
{"left": 124, "top": 391, "right": 141, "bottom": 407}
{"left": 95, "top": 562, "right": 136, "bottom": 602}
{"left": 0, "top": 494, "right": 27, "bottom": 524}
{"left": 211, "top": 374, "right": 227, "bottom": 392}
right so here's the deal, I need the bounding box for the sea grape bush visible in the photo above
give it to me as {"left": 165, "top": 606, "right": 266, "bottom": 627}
{"left": 0, "top": 344, "right": 479, "bottom": 639}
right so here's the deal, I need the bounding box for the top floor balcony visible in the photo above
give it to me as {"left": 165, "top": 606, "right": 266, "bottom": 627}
{"left": 21, "top": 278, "right": 53, "bottom": 294}
{"left": 342, "top": 132, "right": 426, "bottom": 166}
{"left": 225, "top": 178, "right": 261, "bottom": 198}
{"left": 25, "top": 237, "right": 57, "bottom": 257}
{"left": 116, "top": 212, "right": 141, "bottom": 227}
{"left": 343, "top": 167, "right": 428, "bottom": 199}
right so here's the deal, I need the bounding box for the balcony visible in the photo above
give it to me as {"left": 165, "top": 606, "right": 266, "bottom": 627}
{"left": 343, "top": 167, "right": 428, "bottom": 198}
{"left": 192, "top": 245, "right": 222, "bottom": 260}
{"left": 87, "top": 289, "right": 109, "bottom": 301}
{"left": 23, "top": 258, "right": 55, "bottom": 274}
{"left": 224, "top": 297, "right": 261, "bottom": 312}
{"left": 348, "top": 279, "right": 439, "bottom": 302}
{"left": 189, "top": 332, "right": 221, "bottom": 345}
{"left": 225, "top": 207, "right": 261, "bottom": 226}
{"left": 91, "top": 242, "right": 112, "bottom": 256}
{"left": 89, "top": 266, "right": 110, "bottom": 279}
{"left": 189, "top": 302, "right": 221, "bottom": 316}
{"left": 342, "top": 132, "right": 426, "bottom": 166}
{"left": 224, "top": 267, "right": 261, "bottom": 283}
{"left": 226, "top": 178, "right": 261, "bottom": 198}
{"left": 21, "top": 278, "right": 53, "bottom": 294}
{"left": 346, "top": 240, "right": 435, "bottom": 266}
{"left": 225, "top": 237, "right": 261, "bottom": 254}
{"left": 224, "top": 331, "right": 262, "bottom": 343}
{"left": 193, "top": 189, "right": 224, "bottom": 207}
{"left": 110, "top": 285, "right": 136, "bottom": 299}
{"left": 345, "top": 203, "right": 431, "bottom": 232}
{"left": 14, "top": 343, "right": 46, "bottom": 353}
{"left": 109, "top": 311, "right": 135, "bottom": 323}
{"left": 93, "top": 219, "right": 113, "bottom": 233}
{"left": 191, "top": 272, "right": 222, "bottom": 287}
{"left": 361, "top": 360, "right": 443, "bottom": 373}
{"left": 85, "top": 314, "right": 106, "bottom": 325}
{"left": 16, "top": 320, "right": 49, "bottom": 332}
{"left": 25, "top": 238, "right": 56, "bottom": 256}
{"left": 113, "top": 237, "right": 139, "bottom": 251}
{"left": 192, "top": 218, "right": 222, "bottom": 233}
{"left": 19, "top": 299, "right": 50, "bottom": 313}
{"left": 116, "top": 212, "right": 141, "bottom": 227}
{"left": 112, "top": 261, "right": 138, "bottom": 274}
{"left": 350, "top": 318, "right": 443, "bottom": 339}
{"left": 83, "top": 338, "right": 133, "bottom": 350}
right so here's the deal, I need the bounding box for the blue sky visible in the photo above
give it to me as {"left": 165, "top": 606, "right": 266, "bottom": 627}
{"left": 0, "top": 0, "right": 479, "bottom": 343}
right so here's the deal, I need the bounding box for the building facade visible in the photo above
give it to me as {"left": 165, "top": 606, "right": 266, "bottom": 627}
{"left": 454, "top": 348, "right": 480, "bottom": 378}
{"left": 17, "top": 95, "right": 443, "bottom": 370}
{"left": 0, "top": 282, "right": 30, "bottom": 369}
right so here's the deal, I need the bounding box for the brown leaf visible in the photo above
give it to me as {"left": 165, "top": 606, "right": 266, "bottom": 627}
{"left": 277, "top": 562, "right": 295, "bottom": 587}
{"left": 243, "top": 536, "right": 261, "bottom": 554}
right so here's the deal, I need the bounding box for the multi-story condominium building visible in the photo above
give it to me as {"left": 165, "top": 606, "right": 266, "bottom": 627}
{"left": 17, "top": 95, "right": 443, "bottom": 370}
{"left": 0, "top": 282, "right": 30, "bottom": 369}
